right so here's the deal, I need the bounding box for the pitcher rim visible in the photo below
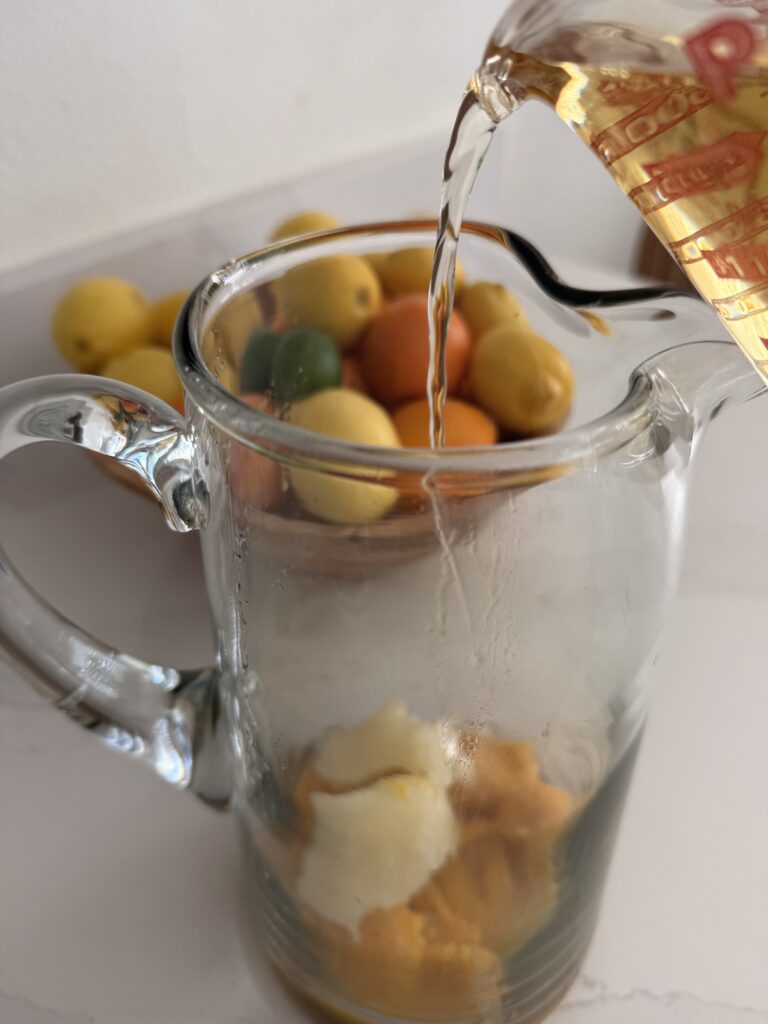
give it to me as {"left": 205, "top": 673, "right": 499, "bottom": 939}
{"left": 173, "top": 220, "right": 682, "bottom": 476}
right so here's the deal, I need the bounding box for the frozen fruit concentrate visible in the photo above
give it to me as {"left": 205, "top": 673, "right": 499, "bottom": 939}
{"left": 292, "top": 702, "right": 574, "bottom": 1018}
{"left": 314, "top": 700, "right": 452, "bottom": 788}
{"left": 296, "top": 776, "right": 456, "bottom": 934}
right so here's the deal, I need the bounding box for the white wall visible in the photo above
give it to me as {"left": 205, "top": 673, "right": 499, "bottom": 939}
{"left": 0, "top": 0, "right": 508, "bottom": 273}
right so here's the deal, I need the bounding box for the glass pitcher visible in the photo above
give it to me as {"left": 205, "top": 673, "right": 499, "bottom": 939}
{"left": 1, "top": 223, "right": 764, "bottom": 1024}
{"left": 480, "top": 0, "right": 768, "bottom": 381}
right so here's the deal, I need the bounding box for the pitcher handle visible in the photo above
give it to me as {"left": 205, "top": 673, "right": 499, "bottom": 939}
{"left": 0, "top": 375, "right": 230, "bottom": 806}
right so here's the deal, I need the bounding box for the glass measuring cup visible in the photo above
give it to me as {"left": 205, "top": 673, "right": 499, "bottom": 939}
{"left": 482, "top": 0, "right": 768, "bottom": 380}
{"left": 0, "top": 223, "right": 764, "bottom": 1023}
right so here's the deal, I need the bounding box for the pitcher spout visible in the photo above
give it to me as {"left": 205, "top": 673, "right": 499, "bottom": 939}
{"left": 640, "top": 340, "right": 766, "bottom": 453}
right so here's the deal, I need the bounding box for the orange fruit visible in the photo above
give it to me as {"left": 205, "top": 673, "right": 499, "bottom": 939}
{"left": 229, "top": 394, "right": 282, "bottom": 511}
{"left": 360, "top": 295, "right": 471, "bottom": 407}
{"left": 393, "top": 398, "right": 498, "bottom": 448}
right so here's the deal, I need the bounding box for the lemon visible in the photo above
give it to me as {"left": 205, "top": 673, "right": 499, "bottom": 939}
{"left": 458, "top": 281, "right": 527, "bottom": 340}
{"left": 282, "top": 255, "right": 382, "bottom": 351}
{"left": 364, "top": 251, "right": 390, "bottom": 278}
{"left": 288, "top": 388, "right": 400, "bottom": 523}
{"left": 469, "top": 325, "right": 574, "bottom": 436}
{"left": 379, "top": 247, "right": 465, "bottom": 298}
{"left": 150, "top": 290, "right": 188, "bottom": 348}
{"left": 53, "top": 277, "right": 152, "bottom": 372}
{"left": 102, "top": 347, "right": 184, "bottom": 412}
{"left": 270, "top": 210, "right": 340, "bottom": 242}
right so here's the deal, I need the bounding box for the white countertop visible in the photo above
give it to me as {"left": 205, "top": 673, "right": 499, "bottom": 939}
{"left": 1, "top": 144, "right": 767, "bottom": 1024}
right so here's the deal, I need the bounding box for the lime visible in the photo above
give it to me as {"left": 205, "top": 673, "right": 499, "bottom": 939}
{"left": 239, "top": 328, "right": 282, "bottom": 393}
{"left": 272, "top": 328, "right": 342, "bottom": 404}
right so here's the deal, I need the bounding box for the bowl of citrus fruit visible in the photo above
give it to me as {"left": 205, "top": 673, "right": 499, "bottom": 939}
{"left": 51, "top": 212, "right": 575, "bottom": 570}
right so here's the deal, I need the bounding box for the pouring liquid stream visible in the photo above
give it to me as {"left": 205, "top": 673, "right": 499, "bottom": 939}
{"left": 426, "top": 65, "right": 521, "bottom": 447}
{"left": 424, "top": 65, "right": 523, "bottom": 670}
{"left": 427, "top": 31, "right": 768, "bottom": 449}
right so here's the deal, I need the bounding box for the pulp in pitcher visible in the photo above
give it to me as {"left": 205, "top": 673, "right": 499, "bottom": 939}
{"left": 249, "top": 701, "right": 641, "bottom": 1022}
